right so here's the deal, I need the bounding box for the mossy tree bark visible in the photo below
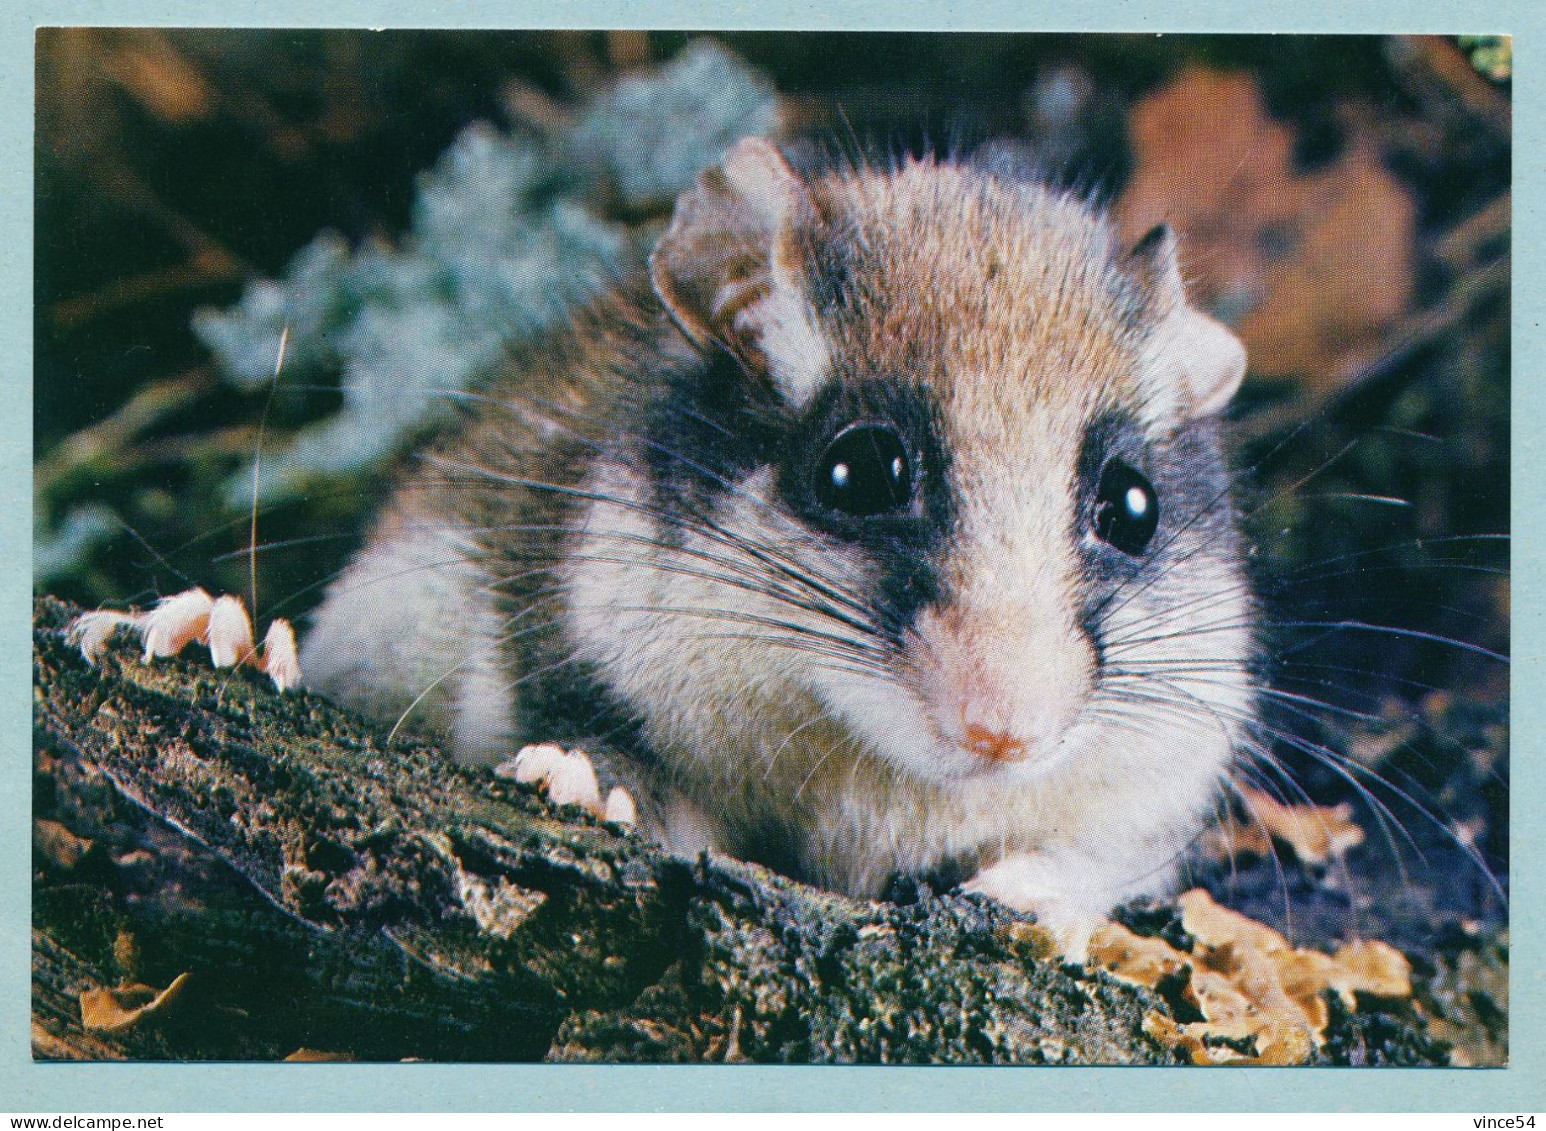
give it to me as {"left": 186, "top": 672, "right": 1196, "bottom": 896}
{"left": 32, "top": 596, "right": 1175, "bottom": 1064}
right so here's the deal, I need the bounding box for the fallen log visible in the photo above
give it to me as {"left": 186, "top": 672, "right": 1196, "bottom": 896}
{"left": 32, "top": 595, "right": 1176, "bottom": 1064}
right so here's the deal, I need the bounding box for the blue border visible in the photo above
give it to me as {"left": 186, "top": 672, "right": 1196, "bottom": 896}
{"left": 6, "top": 0, "right": 1540, "bottom": 1113}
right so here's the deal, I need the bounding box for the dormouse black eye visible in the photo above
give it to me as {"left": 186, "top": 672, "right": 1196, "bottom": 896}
{"left": 1093, "top": 458, "right": 1159, "bottom": 556}
{"left": 815, "top": 424, "right": 911, "bottom": 517}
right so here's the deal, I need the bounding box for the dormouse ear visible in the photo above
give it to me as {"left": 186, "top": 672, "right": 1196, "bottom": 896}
{"left": 1129, "top": 224, "right": 1247, "bottom": 419}
{"left": 649, "top": 138, "right": 829, "bottom": 399}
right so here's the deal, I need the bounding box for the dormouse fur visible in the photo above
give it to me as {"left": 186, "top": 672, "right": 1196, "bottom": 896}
{"left": 302, "top": 137, "right": 1256, "bottom": 953}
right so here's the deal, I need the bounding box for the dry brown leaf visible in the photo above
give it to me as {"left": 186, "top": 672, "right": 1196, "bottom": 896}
{"left": 1272, "top": 948, "right": 1340, "bottom": 1032}
{"left": 1088, "top": 921, "right": 1189, "bottom": 987}
{"left": 1118, "top": 67, "right": 1415, "bottom": 389}
{"left": 1143, "top": 1011, "right": 1225, "bottom": 1065}
{"left": 78, "top": 972, "right": 190, "bottom": 1033}
{"left": 1186, "top": 965, "right": 1258, "bottom": 1039}
{"left": 101, "top": 33, "right": 214, "bottom": 125}
{"left": 1200, "top": 783, "right": 1368, "bottom": 866}
{"left": 1252, "top": 1026, "right": 1319, "bottom": 1066}
{"left": 1238, "top": 785, "right": 1366, "bottom": 864}
{"left": 1329, "top": 938, "right": 1412, "bottom": 999}
{"left": 1212, "top": 942, "right": 1319, "bottom": 1053}
{"left": 1179, "top": 888, "right": 1291, "bottom": 954}
{"left": 1197, "top": 818, "right": 1275, "bottom": 863}
{"left": 1114, "top": 890, "right": 1416, "bottom": 1066}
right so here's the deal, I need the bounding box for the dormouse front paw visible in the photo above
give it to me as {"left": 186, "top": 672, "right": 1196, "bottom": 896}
{"left": 67, "top": 588, "right": 301, "bottom": 692}
{"left": 962, "top": 854, "right": 1105, "bottom": 962}
{"left": 495, "top": 744, "right": 637, "bottom": 825}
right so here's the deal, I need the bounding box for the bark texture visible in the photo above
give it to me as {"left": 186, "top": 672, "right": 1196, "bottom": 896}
{"left": 32, "top": 596, "right": 1175, "bottom": 1064}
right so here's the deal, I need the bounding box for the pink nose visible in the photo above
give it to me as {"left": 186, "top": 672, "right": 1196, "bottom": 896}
{"left": 962, "top": 724, "right": 1028, "bottom": 764}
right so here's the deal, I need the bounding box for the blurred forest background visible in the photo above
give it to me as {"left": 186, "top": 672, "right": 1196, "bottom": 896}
{"left": 33, "top": 31, "right": 1510, "bottom": 980}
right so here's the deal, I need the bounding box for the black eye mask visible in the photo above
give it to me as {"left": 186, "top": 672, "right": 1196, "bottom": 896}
{"left": 772, "top": 377, "right": 955, "bottom": 640}
{"left": 1074, "top": 410, "right": 1240, "bottom": 662}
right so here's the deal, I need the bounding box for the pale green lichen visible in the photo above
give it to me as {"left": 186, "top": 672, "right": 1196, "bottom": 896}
{"left": 192, "top": 39, "right": 778, "bottom": 507}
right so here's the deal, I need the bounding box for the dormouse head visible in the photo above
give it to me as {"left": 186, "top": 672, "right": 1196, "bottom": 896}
{"left": 593, "top": 138, "right": 1255, "bottom": 785}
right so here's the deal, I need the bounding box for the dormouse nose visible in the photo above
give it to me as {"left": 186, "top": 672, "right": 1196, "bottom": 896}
{"left": 962, "top": 724, "right": 1027, "bottom": 764}
{"left": 915, "top": 597, "right": 1095, "bottom": 771}
{"left": 958, "top": 687, "right": 1083, "bottom": 765}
